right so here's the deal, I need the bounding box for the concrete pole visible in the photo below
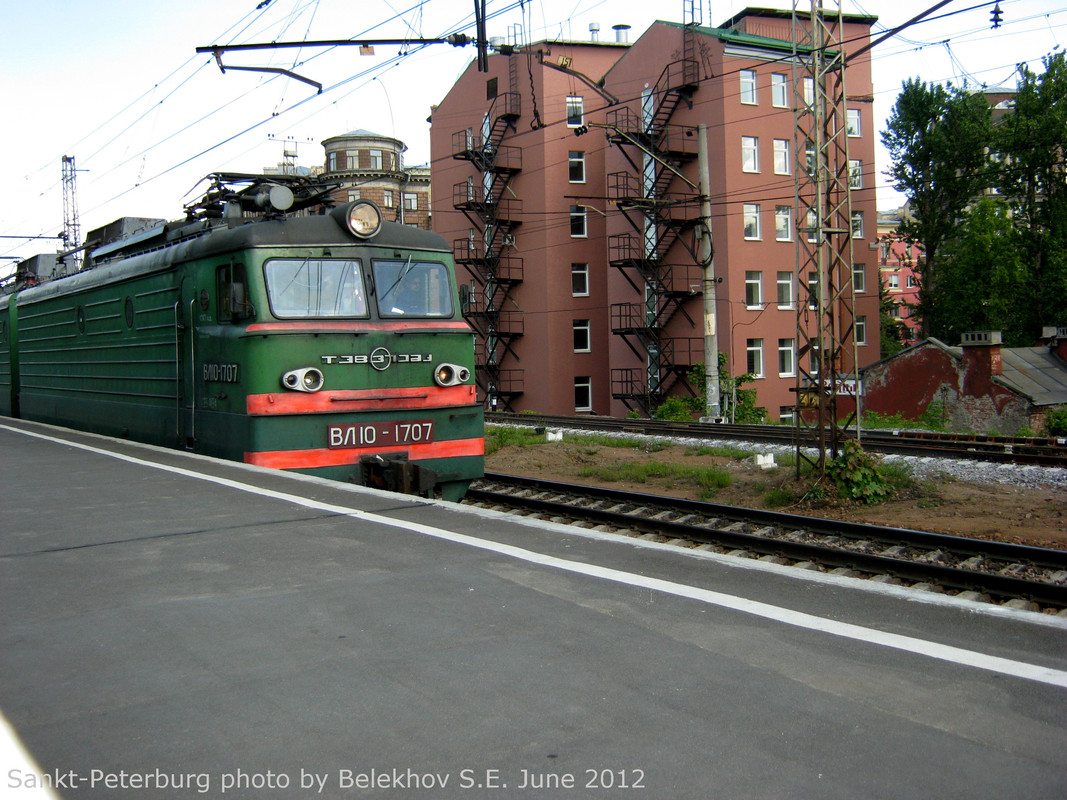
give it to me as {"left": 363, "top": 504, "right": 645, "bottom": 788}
{"left": 698, "top": 124, "right": 722, "bottom": 422}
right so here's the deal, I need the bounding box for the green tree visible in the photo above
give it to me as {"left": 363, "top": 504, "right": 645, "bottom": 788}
{"left": 882, "top": 80, "right": 992, "bottom": 338}
{"left": 932, "top": 197, "right": 1028, "bottom": 346}
{"left": 992, "top": 51, "right": 1067, "bottom": 336}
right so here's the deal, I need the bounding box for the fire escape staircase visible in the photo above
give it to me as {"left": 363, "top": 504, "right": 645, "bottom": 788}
{"left": 604, "top": 59, "right": 701, "bottom": 414}
{"left": 451, "top": 91, "right": 524, "bottom": 409}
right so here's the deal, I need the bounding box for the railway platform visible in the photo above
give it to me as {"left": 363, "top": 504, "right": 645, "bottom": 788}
{"left": 1, "top": 417, "right": 1065, "bottom": 798}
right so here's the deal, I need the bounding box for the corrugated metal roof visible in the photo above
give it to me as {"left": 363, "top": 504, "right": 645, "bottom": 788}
{"left": 940, "top": 343, "right": 1067, "bottom": 406}
{"left": 997, "top": 347, "right": 1067, "bottom": 406}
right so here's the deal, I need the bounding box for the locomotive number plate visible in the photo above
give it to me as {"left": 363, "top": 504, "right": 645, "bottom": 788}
{"left": 327, "top": 421, "right": 434, "bottom": 449}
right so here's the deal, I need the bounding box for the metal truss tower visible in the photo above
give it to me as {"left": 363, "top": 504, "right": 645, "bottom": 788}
{"left": 791, "top": 2, "right": 860, "bottom": 477}
{"left": 61, "top": 155, "right": 81, "bottom": 254}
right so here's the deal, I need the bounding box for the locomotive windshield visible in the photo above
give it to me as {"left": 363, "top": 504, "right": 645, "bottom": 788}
{"left": 264, "top": 259, "right": 368, "bottom": 318}
{"left": 373, "top": 259, "right": 453, "bottom": 318}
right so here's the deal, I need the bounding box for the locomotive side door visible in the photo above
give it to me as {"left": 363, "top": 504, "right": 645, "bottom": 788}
{"left": 175, "top": 277, "right": 200, "bottom": 449}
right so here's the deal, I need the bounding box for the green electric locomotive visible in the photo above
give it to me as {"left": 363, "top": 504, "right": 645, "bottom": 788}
{"left": 0, "top": 175, "right": 483, "bottom": 501}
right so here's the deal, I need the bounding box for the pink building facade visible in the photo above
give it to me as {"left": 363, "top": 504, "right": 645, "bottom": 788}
{"left": 430, "top": 9, "right": 881, "bottom": 419}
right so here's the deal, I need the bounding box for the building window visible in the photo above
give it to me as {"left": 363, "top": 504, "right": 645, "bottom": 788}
{"left": 777, "top": 271, "right": 794, "bottom": 309}
{"left": 572, "top": 263, "right": 589, "bottom": 296}
{"left": 846, "top": 108, "right": 861, "bottom": 137}
{"left": 805, "top": 140, "right": 816, "bottom": 175}
{"left": 569, "top": 151, "right": 586, "bottom": 183}
{"left": 849, "top": 159, "right": 863, "bottom": 189}
{"left": 808, "top": 271, "right": 820, "bottom": 309}
{"left": 775, "top": 206, "right": 793, "bottom": 241}
{"left": 741, "top": 136, "right": 759, "bottom": 173}
{"left": 851, "top": 210, "right": 865, "bottom": 239}
{"left": 805, "top": 208, "right": 818, "bottom": 242}
{"left": 740, "top": 70, "right": 758, "bottom": 104}
{"left": 907, "top": 274, "right": 918, "bottom": 288}
{"left": 803, "top": 77, "right": 814, "bottom": 107}
{"left": 853, "top": 264, "right": 867, "bottom": 293}
{"left": 566, "top": 96, "right": 584, "bottom": 127}
{"left": 347, "top": 189, "right": 361, "bottom": 202}
{"left": 746, "top": 338, "right": 764, "bottom": 378}
{"left": 327, "top": 151, "right": 338, "bottom": 171}
{"left": 575, "top": 377, "right": 592, "bottom": 412}
{"left": 369, "top": 149, "right": 383, "bottom": 170}
{"left": 855, "top": 316, "right": 867, "bottom": 346}
{"left": 745, "top": 271, "right": 763, "bottom": 308}
{"left": 570, "top": 205, "right": 587, "bottom": 237}
{"left": 403, "top": 193, "right": 418, "bottom": 211}
{"left": 778, "top": 338, "right": 795, "bottom": 377}
{"left": 486, "top": 76, "right": 498, "bottom": 100}
{"left": 888, "top": 273, "right": 901, "bottom": 290}
{"left": 382, "top": 190, "right": 395, "bottom": 208}
{"left": 573, "top": 319, "right": 591, "bottom": 352}
{"left": 771, "top": 73, "right": 788, "bottom": 107}
{"left": 743, "top": 204, "right": 761, "bottom": 240}
{"left": 773, "top": 139, "right": 791, "bottom": 175}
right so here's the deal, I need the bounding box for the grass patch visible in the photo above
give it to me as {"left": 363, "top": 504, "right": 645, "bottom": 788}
{"left": 685, "top": 444, "right": 753, "bottom": 460}
{"left": 484, "top": 426, "right": 549, "bottom": 456}
{"left": 762, "top": 487, "right": 797, "bottom": 508}
{"left": 577, "top": 461, "right": 732, "bottom": 500}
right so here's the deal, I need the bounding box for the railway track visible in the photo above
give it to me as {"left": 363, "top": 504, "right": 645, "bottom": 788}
{"left": 465, "top": 473, "right": 1067, "bottom": 613}
{"left": 485, "top": 412, "right": 1067, "bottom": 467}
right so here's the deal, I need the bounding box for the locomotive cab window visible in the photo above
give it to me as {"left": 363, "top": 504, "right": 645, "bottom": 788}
{"left": 217, "top": 263, "right": 254, "bottom": 322}
{"left": 373, "top": 260, "right": 452, "bottom": 318}
{"left": 264, "top": 259, "right": 368, "bottom": 318}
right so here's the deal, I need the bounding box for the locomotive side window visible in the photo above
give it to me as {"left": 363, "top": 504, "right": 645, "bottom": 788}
{"left": 217, "top": 263, "right": 254, "bottom": 322}
{"left": 264, "top": 259, "right": 367, "bottom": 318}
{"left": 373, "top": 260, "right": 453, "bottom": 318}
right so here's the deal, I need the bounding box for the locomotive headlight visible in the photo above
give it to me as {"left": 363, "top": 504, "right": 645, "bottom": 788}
{"left": 331, "top": 199, "right": 382, "bottom": 239}
{"left": 434, "top": 363, "right": 471, "bottom": 387}
{"left": 281, "top": 367, "right": 325, "bottom": 392}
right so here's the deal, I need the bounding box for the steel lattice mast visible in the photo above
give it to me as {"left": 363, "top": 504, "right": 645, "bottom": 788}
{"left": 791, "top": 1, "right": 860, "bottom": 478}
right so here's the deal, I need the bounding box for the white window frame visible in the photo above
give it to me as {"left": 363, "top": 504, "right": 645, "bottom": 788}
{"left": 573, "top": 319, "right": 591, "bottom": 353}
{"left": 382, "top": 190, "right": 395, "bottom": 208}
{"left": 574, "top": 377, "right": 592, "bottom": 412}
{"left": 848, "top": 159, "right": 863, "bottom": 189}
{"left": 846, "top": 108, "right": 861, "bottom": 137}
{"left": 745, "top": 271, "right": 763, "bottom": 309}
{"left": 568, "top": 150, "right": 586, "bottom": 183}
{"left": 855, "top": 316, "right": 868, "bottom": 346}
{"left": 775, "top": 206, "right": 793, "bottom": 242}
{"left": 778, "top": 338, "right": 796, "bottom": 377}
{"left": 743, "top": 203, "right": 761, "bottom": 240}
{"left": 777, "top": 271, "right": 794, "bottom": 309}
{"left": 746, "top": 338, "right": 764, "bottom": 378}
{"left": 740, "top": 69, "right": 758, "bottom": 104}
{"left": 566, "top": 96, "right": 585, "bottom": 127}
{"left": 741, "top": 136, "right": 760, "bottom": 173}
{"left": 771, "top": 73, "right": 788, "bottom": 108}
{"left": 773, "top": 139, "right": 791, "bottom": 175}
{"left": 853, "top": 264, "right": 867, "bottom": 294}
{"left": 570, "top": 205, "right": 588, "bottom": 238}
{"left": 571, "top": 263, "right": 589, "bottom": 297}
{"left": 369, "top": 149, "right": 383, "bottom": 170}
{"left": 403, "top": 192, "right": 418, "bottom": 211}
{"left": 803, "top": 77, "right": 814, "bottom": 108}
{"left": 851, "top": 210, "right": 865, "bottom": 239}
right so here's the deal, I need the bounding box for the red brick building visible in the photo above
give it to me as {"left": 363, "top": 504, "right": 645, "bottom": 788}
{"left": 857, "top": 329, "right": 1067, "bottom": 435}
{"left": 430, "top": 8, "right": 881, "bottom": 419}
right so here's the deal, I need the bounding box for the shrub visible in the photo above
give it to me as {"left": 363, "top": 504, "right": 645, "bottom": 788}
{"left": 825, "top": 440, "right": 894, "bottom": 504}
